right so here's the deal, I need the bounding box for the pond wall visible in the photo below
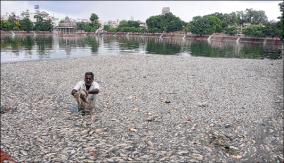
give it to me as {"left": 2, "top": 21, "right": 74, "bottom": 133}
{"left": 1, "top": 30, "right": 282, "bottom": 45}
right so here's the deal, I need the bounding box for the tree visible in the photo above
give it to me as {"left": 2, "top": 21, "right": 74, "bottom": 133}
{"left": 34, "top": 15, "right": 53, "bottom": 31}
{"left": 127, "top": 20, "right": 140, "bottom": 28}
{"left": 20, "top": 17, "right": 33, "bottom": 32}
{"left": 76, "top": 14, "right": 101, "bottom": 32}
{"left": 236, "top": 11, "right": 245, "bottom": 27}
{"left": 224, "top": 26, "right": 238, "bottom": 35}
{"left": 243, "top": 8, "right": 268, "bottom": 24}
{"left": 263, "top": 21, "right": 281, "bottom": 38}
{"left": 146, "top": 16, "right": 163, "bottom": 32}
{"left": 87, "top": 13, "right": 100, "bottom": 32}
{"left": 115, "top": 20, "right": 145, "bottom": 32}
{"left": 103, "top": 24, "right": 111, "bottom": 31}
{"left": 186, "top": 16, "right": 222, "bottom": 35}
{"left": 76, "top": 22, "right": 86, "bottom": 30}
{"left": 242, "top": 24, "right": 266, "bottom": 37}
{"left": 162, "top": 13, "right": 184, "bottom": 32}
{"left": 207, "top": 16, "right": 222, "bottom": 32}
{"left": 6, "top": 14, "right": 20, "bottom": 30}
{"left": 90, "top": 13, "right": 99, "bottom": 22}
{"left": 103, "top": 24, "right": 117, "bottom": 32}
{"left": 279, "top": 1, "right": 284, "bottom": 40}
{"left": 146, "top": 13, "right": 183, "bottom": 33}
{"left": 0, "top": 19, "right": 14, "bottom": 31}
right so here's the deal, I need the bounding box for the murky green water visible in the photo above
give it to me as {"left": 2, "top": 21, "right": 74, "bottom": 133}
{"left": 0, "top": 35, "right": 282, "bottom": 63}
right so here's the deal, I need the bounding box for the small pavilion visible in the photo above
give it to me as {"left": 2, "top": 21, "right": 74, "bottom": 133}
{"left": 56, "top": 17, "right": 76, "bottom": 34}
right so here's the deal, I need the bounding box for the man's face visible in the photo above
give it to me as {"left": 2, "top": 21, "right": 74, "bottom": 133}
{"left": 84, "top": 75, "right": 94, "bottom": 86}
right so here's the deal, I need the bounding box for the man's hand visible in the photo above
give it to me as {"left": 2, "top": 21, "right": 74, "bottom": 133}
{"left": 71, "top": 89, "right": 78, "bottom": 97}
{"left": 88, "top": 88, "right": 99, "bottom": 94}
{"left": 83, "top": 89, "right": 89, "bottom": 97}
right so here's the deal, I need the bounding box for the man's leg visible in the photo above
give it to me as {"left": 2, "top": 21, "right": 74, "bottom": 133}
{"left": 86, "top": 95, "right": 96, "bottom": 115}
{"left": 74, "top": 91, "right": 87, "bottom": 115}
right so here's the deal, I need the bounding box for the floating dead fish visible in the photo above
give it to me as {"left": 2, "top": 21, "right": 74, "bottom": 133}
{"left": 146, "top": 116, "right": 158, "bottom": 122}
{"left": 164, "top": 100, "right": 171, "bottom": 103}
{"left": 144, "top": 140, "right": 154, "bottom": 148}
{"left": 128, "top": 128, "right": 137, "bottom": 132}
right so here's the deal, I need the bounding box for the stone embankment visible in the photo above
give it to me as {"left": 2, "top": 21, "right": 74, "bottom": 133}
{"left": 1, "top": 30, "right": 282, "bottom": 44}
{"left": 1, "top": 54, "right": 283, "bottom": 162}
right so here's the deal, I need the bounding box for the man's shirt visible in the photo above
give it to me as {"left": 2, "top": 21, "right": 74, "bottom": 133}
{"left": 73, "top": 80, "right": 100, "bottom": 93}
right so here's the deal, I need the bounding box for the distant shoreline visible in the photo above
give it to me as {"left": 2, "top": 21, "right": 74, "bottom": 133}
{"left": 0, "top": 30, "right": 282, "bottom": 44}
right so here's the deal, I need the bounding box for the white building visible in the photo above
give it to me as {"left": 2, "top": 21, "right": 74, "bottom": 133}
{"left": 105, "top": 19, "right": 120, "bottom": 28}
{"left": 19, "top": 9, "right": 59, "bottom": 26}
{"left": 1, "top": 13, "right": 11, "bottom": 20}
{"left": 137, "top": 20, "right": 146, "bottom": 28}
{"left": 76, "top": 18, "right": 90, "bottom": 23}
{"left": 162, "top": 7, "right": 171, "bottom": 15}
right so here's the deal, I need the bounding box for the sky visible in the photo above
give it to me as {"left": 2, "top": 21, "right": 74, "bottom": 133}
{"left": 1, "top": 1, "right": 282, "bottom": 23}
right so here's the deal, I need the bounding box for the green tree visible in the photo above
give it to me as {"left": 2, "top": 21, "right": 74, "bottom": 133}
{"left": 7, "top": 14, "right": 20, "bottom": 30}
{"left": 76, "top": 22, "right": 84, "bottom": 30}
{"left": 207, "top": 16, "right": 222, "bottom": 32}
{"left": 146, "top": 13, "right": 183, "bottom": 33}
{"left": 0, "top": 19, "right": 14, "bottom": 31}
{"left": 90, "top": 13, "right": 99, "bottom": 22}
{"left": 116, "top": 20, "right": 144, "bottom": 32}
{"left": 236, "top": 11, "right": 245, "bottom": 27}
{"left": 103, "top": 24, "right": 111, "bottom": 31}
{"left": 186, "top": 16, "right": 222, "bottom": 35}
{"left": 162, "top": 13, "right": 184, "bottom": 32}
{"left": 34, "top": 15, "right": 53, "bottom": 31}
{"left": 127, "top": 20, "right": 140, "bottom": 28}
{"left": 224, "top": 26, "right": 238, "bottom": 35}
{"left": 76, "top": 14, "right": 101, "bottom": 32}
{"left": 242, "top": 24, "right": 265, "bottom": 37}
{"left": 263, "top": 21, "right": 281, "bottom": 38}
{"left": 243, "top": 8, "right": 268, "bottom": 24}
{"left": 279, "top": 1, "right": 284, "bottom": 40}
{"left": 88, "top": 13, "right": 100, "bottom": 32}
{"left": 85, "top": 36, "right": 99, "bottom": 53}
{"left": 103, "top": 24, "right": 118, "bottom": 32}
{"left": 146, "top": 16, "right": 163, "bottom": 32}
{"left": 19, "top": 17, "right": 33, "bottom": 32}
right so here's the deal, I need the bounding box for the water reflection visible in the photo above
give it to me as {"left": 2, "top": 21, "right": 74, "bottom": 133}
{"left": 84, "top": 37, "right": 99, "bottom": 53}
{"left": 35, "top": 36, "right": 53, "bottom": 56}
{"left": 24, "top": 36, "right": 34, "bottom": 50}
{"left": 117, "top": 37, "right": 140, "bottom": 50}
{"left": 0, "top": 35, "right": 282, "bottom": 62}
{"left": 146, "top": 39, "right": 181, "bottom": 55}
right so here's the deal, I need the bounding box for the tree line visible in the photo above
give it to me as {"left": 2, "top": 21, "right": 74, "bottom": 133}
{"left": 1, "top": 2, "right": 283, "bottom": 39}
{"left": 1, "top": 14, "right": 53, "bottom": 32}
{"left": 185, "top": 8, "right": 281, "bottom": 38}
{"left": 104, "top": 3, "right": 283, "bottom": 39}
{"left": 103, "top": 4, "right": 283, "bottom": 39}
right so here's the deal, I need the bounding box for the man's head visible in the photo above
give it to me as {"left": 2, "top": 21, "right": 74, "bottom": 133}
{"left": 84, "top": 72, "right": 94, "bottom": 86}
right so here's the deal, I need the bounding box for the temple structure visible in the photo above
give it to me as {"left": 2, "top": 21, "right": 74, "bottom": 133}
{"left": 56, "top": 17, "right": 76, "bottom": 34}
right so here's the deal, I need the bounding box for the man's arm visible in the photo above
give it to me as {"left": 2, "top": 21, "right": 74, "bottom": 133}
{"left": 88, "top": 82, "right": 100, "bottom": 94}
{"left": 71, "top": 89, "right": 78, "bottom": 96}
{"left": 87, "top": 88, "right": 99, "bottom": 94}
{"left": 72, "top": 81, "right": 83, "bottom": 96}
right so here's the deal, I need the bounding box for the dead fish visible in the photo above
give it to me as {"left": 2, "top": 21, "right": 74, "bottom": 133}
{"left": 128, "top": 128, "right": 137, "bottom": 132}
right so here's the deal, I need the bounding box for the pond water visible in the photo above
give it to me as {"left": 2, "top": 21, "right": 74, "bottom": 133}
{"left": 0, "top": 35, "right": 282, "bottom": 63}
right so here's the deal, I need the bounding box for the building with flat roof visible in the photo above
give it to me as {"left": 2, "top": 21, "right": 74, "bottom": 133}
{"left": 162, "top": 7, "right": 170, "bottom": 15}
{"left": 105, "top": 20, "right": 120, "bottom": 28}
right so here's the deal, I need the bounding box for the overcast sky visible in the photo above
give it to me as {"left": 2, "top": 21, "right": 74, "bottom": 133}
{"left": 1, "top": 1, "right": 282, "bottom": 22}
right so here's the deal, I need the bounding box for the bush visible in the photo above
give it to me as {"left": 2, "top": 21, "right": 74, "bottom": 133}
{"left": 243, "top": 24, "right": 265, "bottom": 37}
{"left": 224, "top": 26, "right": 238, "bottom": 35}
